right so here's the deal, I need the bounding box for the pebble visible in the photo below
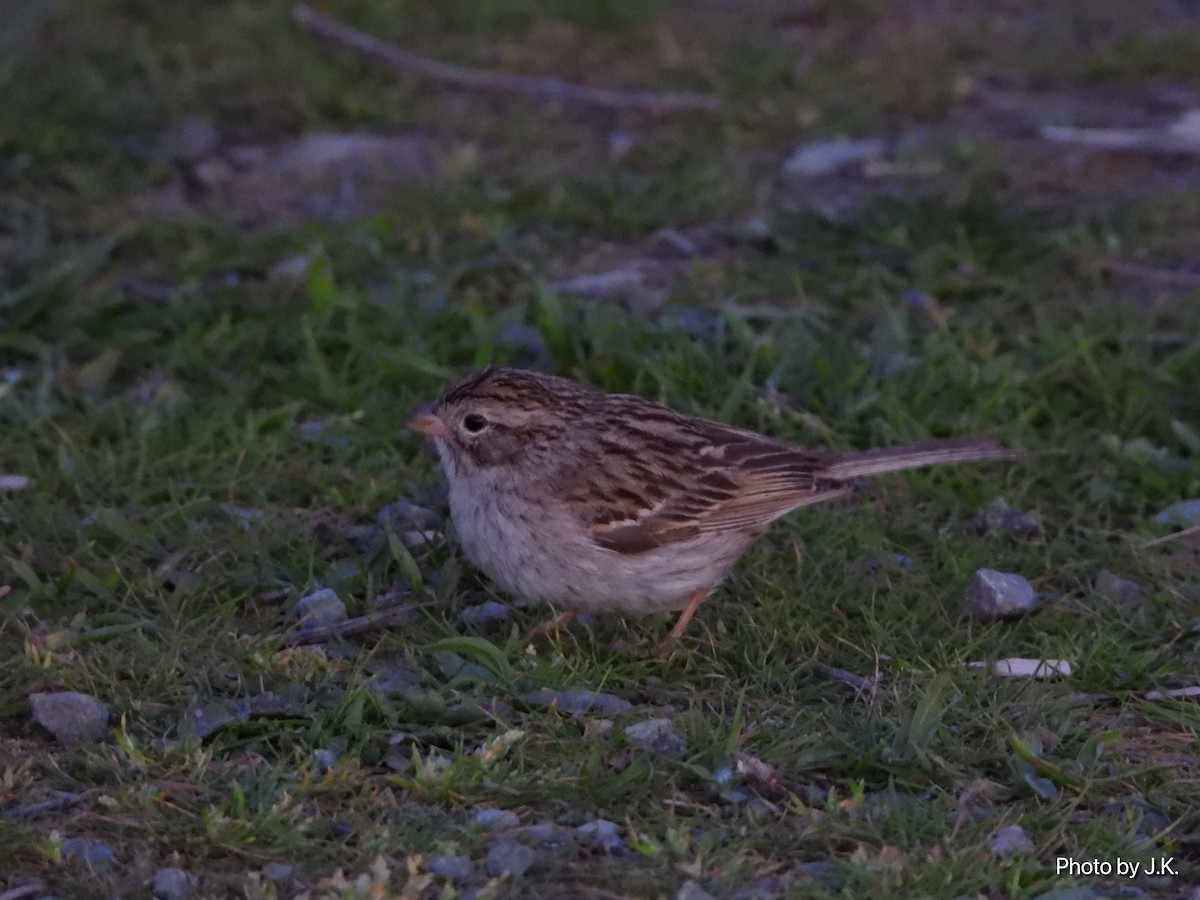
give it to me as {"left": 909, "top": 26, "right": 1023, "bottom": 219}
{"left": 311, "top": 748, "right": 338, "bottom": 773}
{"left": 61, "top": 837, "right": 116, "bottom": 870}
{"left": 676, "top": 881, "right": 717, "bottom": 900}
{"left": 623, "top": 718, "right": 686, "bottom": 757}
{"left": 783, "top": 137, "right": 884, "bottom": 176}
{"left": 29, "top": 691, "right": 109, "bottom": 746}
{"left": 576, "top": 819, "right": 625, "bottom": 855}
{"left": 1095, "top": 570, "right": 1144, "bottom": 605}
{"left": 459, "top": 601, "right": 510, "bottom": 627}
{"left": 990, "top": 824, "right": 1034, "bottom": 856}
{"left": 377, "top": 498, "right": 442, "bottom": 532}
{"left": 963, "top": 569, "right": 1039, "bottom": 621}
{"left": 522, "top": 688, "right": 632, "bottom": 716}
{"left": 427, "top": 855, "right": 474, "bottom": 883}
{"left": 964, "top": 498, "right": 1041, "bottom": 537}
{"left": 484, "top": 837, "right": 535, "bottom": 877}
{"left": 1, "top": 789, "right": 81, "bottom": 820}
{"left": 0, "top": 473, "right": 31, "bottom": 492}
{"left": 262, "top": 862, "right": 295, "bottom": 883}
{"left": 1155, "top": 498, "right": 1200, "bottom": 527}
{"left": 152, "top": 867, "right": 197, "bottom": 900}
{"left": 294, "top": 588, "right": 347, "bottom": 629}
{"left": 180, "top": 698, "right": 249, "bottom": 741}
{"left": 470, "top": 808, "right": 520, "bottom": 831}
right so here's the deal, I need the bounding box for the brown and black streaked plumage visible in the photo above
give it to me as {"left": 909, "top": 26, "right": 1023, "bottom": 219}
{"left": 409, "top": 366, "right": 1018, "bottom": 650}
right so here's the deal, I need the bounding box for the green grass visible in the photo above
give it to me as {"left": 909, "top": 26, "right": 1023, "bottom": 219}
{"left": 3, "top": 0, "right": 1200, "bottom": 897}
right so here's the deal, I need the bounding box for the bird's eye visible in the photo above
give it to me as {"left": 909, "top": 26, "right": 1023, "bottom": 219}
{"left": 462, "top": 413, "right": 489, "bottom": 434}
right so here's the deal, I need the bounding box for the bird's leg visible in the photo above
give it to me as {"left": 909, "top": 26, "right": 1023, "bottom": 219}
{"left": 656, "top": 587, "right": 710, "bottom": 655}
{"left": 524, "top": 611, "right": 576, "bottom": 643}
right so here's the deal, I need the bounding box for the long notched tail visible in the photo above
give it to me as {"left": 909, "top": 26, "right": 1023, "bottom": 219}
{"left": 822, "top": 437, "right": 1021, "bottom": 480}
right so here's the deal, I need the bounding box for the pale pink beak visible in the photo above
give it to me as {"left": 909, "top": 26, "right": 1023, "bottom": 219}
{"left": 406, "top": 410, "right": 453, "bottom": 440}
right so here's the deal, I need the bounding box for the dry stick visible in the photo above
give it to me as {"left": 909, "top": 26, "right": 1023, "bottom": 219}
{"left": 292, "top": 4, "right": 720, "bottom": 115}
{"left": 1141, "top": 523, "right": 1200, "bottom": 548}
{"left": 1094, "top": 258, "right": 1200, "bottom": 289}
{"left": 280, "top": 604, "right": 415, "bottom": 647}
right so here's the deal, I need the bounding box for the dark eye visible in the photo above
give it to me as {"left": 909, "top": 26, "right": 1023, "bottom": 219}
{"left": 462, "top": 413, "right": 489, "bottom": 434}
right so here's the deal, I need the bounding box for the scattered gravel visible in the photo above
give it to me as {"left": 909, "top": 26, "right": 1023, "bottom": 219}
{"left": 469, "top": 808, "right": 520, "bottom": 831}
{"left": 990, "top": 824, "right": 1035, "bottom": 856}
{"left": 29, "top": 691, "right": 109, "bottom": 746}
{"left": 522, "top": 688, "right": 632, "bottom": 716}
{"left": 427, "top": 855, "right": 474, "bottom": 883}
{"left": 623, "top": 718, "right": 686, "bottom": 757}
{"left": 152, "top": 867, "right": 197, "bottom": 900}
{"left": 484, "top": 837, "right": 535, "bottom": 877}
{"left": 963, "top": 569, "right": 1039, "bottom": 621}
{"left": 294, "top": 588, "right": 347, "bottom": 630}
{"left": 61, "top": 837, "right": 116, "bottom": 870}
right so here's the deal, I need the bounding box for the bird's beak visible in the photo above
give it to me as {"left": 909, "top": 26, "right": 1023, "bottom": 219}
{"left": 406, "top": 408, "right": 453, "bottom": 440}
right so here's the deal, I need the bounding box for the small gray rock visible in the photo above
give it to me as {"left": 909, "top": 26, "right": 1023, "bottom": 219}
{"left": 623, "top": 718, "right": 686, "bottom": 757}
{"left": 964, "top": 498, "right": 1041, "bottom": 537}
{"left": 484, "top": 837, "right": 535, "bottom": 877}
{"left": 1095, "top": 570, "right": 1144, "bottom": 605}
{"left": 311, "top": 748, "right": 337, "bottom": 773}
{"left": 783, "top": 137, "right": 884, "bottom": 176}
{"left": 180, "top": 699, "right": 249, "bottom": 741}
{"left": 964, "top": 569, "right": 1039, "bottom": 621}
{"left": 427, "top": 855, "right": 473, "bottom": 883}
{"left": 377, "top": 498, "right": 441, "bottom": 532}
{"left": 470, "top": 808, "right": 520, "bottom": 831}
{"left": 262, "top": 862, "right": 294, "bottom": 883}
{"left": 676, "top": 881, "right": 717, "bottom": 900}
{"left": 990, "top": 824, "right": 1034, "bottom": 856}
{"left": 294, "top": 588, "right": 346, "bottom": 629}
{"left": 576, "top": 818, "right": 625, "bottom": 854}
{"left": 459, "top": 601, "right": 510, "bottom": 627}
{"left": 522, "top": 688, "right": 632, "bottom": 716}
{"left": 1155, "top": 498, "right": 1200, "bottom": 527}
{"left": 61, "top": 837, "right": 115, "bottom": 870}
{"left": 152, "top": 867, "right": 197, "bottom": 900}
{"left": 29, "top": 691, "right": 109, "bottom": 746}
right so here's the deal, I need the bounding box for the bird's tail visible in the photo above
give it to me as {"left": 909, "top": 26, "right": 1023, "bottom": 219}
{"left": 822, "top": 437, "right": 1021, "bottom": 480}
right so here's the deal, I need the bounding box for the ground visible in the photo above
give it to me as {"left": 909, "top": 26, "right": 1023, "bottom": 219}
{"left": 2, "top": 0, "right": 1200, "bottom": 897}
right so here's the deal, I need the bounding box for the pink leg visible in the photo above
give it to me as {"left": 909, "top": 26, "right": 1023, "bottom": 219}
{"left": 524, "top": 611, "right": 576, "bottom": 643}
{"left": 656, "top": 587, "right": 710, "bottom": 655}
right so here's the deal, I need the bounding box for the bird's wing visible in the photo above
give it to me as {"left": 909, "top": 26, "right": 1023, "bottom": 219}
{"left": 562, "top": 420, "right": 844, "bottom": 556}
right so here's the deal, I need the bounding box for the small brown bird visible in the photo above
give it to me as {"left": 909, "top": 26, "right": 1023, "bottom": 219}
{"left": 408, "top": 367, "right": 1017, "bottom": 652}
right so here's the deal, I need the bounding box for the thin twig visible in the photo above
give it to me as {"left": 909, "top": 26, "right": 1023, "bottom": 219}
{"left": 811, "top": 663, "right": 877, "bottom": 693}
{"left": 291, "top": 4, "right": 720, "bottom": 115}
{"left": 279, "top": 604, "right": 416, "bottom": 646}
{"left": 1041, "top": 124, "right": 1200, "bottom": 155}
{"left": 1141, "top": 523, "right": 1200, "bottom": 548}
{"left": 1094, "top": 257, "right": 1200, "bottom": 289}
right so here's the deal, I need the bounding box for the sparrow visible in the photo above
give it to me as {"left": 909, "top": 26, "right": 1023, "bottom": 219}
{"left": 408, "top": 367, "right": 1017, "bottom": 652}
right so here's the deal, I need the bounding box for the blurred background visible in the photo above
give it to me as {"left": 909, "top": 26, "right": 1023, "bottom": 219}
{"left": 3, "top": 1, "right": 1200, "bottom": 897}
